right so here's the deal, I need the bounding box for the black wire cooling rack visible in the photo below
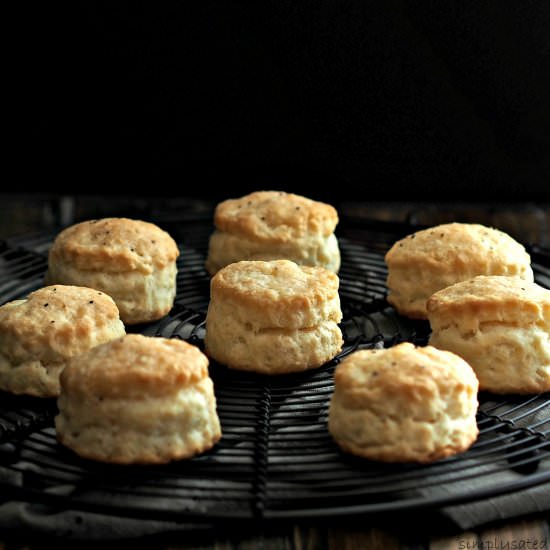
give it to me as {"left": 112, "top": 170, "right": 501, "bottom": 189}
{"left": 0, "top": 216, "right": 549, "bottom": 523}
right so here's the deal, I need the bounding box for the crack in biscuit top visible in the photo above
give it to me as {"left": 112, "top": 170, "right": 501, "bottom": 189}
{"left": 214, "top": 191, "right": 339, "bottom": 243}
{"left": 209, "top": 259, "right": 342, "bottom": 329}
{"left": 48, "top": 218, "right": 180, "bottom": 274}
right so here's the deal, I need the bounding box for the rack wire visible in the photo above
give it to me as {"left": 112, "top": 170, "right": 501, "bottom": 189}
{"left": 0, "top": 217, "right": 549, "bottom": 523}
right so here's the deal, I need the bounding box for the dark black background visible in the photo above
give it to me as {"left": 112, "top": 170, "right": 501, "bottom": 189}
{"left": 16, "top": 1, "right": 550, "bottom": 201}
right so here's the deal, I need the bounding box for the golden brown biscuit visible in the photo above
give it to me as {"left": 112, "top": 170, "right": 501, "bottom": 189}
{"left": 205, "top": 260, "right": 343, "bottom": 374}
{"left": 328, "top": 343, "right": 479, "bottom": 463}
{"left": 205, "top": 191, "right": 340, "bottom": 275}
{"left": 45, "top": 218, "right": 179, "bottom": 324}
{"left": 0, "top": 285, "right": 125, "bottom": 397}
{"left": 384, "top": 223, "right": 534, "bottom": 319}
{"left": 55, "top": 334, "right": 222, "bottom": 464}
{"left": 427, "top": 275, "right": 550, "bottom": 394}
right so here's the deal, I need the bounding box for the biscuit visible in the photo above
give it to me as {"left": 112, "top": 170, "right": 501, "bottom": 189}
{"left": 384, "top": 223, "right": 534, "bottom": 319}
{"left": 55, "top": 334, "right": 222, "bottom": 464}
{"left": 205, "top": 191, "right": 340, "bottom": 275}
{"left": 0, "top": 285, "right": 125, "bottom": 397}
{"left": 45, "top": 218, "right": 179, "bottom": 324}
{"left": 427, "top": 275, "right": 550, "bottom": 394}
{"left": 328, "top": 342, "right": 479, "bottom": 463}
{"left": 204, "top": 260, "right": 343, "bottom": 374}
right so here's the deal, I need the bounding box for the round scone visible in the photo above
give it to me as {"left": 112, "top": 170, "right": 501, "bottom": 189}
{"left": 0, "top": 285, "right": 125, "bottom": 397}
{"left": 384, "top": 223, "right": 534, "bottom": 319}
{"left": 328, "top": 343, "right": 479, "bottom": 463}
{"left": 427, "top": 275, "right": 550, "bottom": 394}
{"left": 205, "top": 190, "right": 340, "bottom": 275}
{"left": 45, "top": 218, "right": 179, "bottom": 324}
{"left": 204, "top": 259, "right": 343, "bottom": 374}
{"left": 55, "top": 334, "right": 222, "bottom": 464}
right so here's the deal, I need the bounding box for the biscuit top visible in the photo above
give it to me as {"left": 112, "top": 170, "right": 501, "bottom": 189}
{"left": 333, "top": 342, "right": 478, "bottom": 409}
{"left": 0, "top": 285, "right": 124, "bottom": 363}
{"left": 427, "top": 275, "right": 550, "bottom": 330}
{"left": 385, "top": 223, "right": 532, "bottom": 275}
{"left": 60, "top": 334, "right": 209, "bottom": 399}
{"left": 210, "top": 259, "right": 342, "bottom": 328}
{"left": 213, "top": 191, "right": 339, "bottom": 243}
{"left": 48, "top": 218, "right": 179, "bottom": 274}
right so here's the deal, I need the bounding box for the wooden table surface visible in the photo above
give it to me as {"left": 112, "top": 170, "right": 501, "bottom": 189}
{"left": 0, "top": 193, "right": 548, "bottom": 549}
{"left": 0, "top": 513, "right": 549, "bottom": 549}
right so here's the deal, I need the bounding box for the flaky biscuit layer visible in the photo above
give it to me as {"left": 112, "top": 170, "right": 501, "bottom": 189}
{"left": 427, "top": 276, "right": 550, "bottom": 393}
